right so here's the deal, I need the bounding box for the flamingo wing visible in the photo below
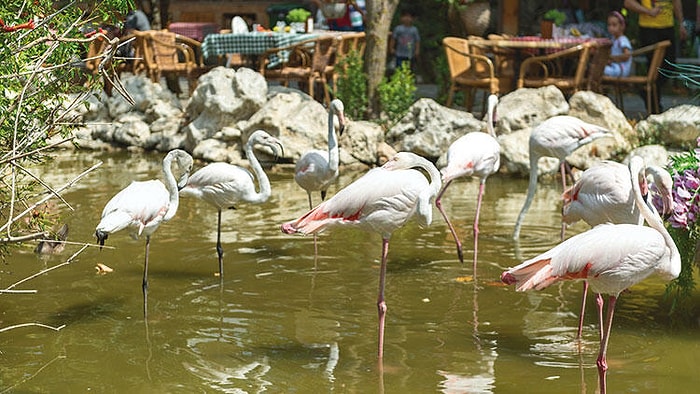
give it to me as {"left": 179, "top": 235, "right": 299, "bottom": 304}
{"left": 443, "top": 132, "right": 500, "bottom": 182}
{"left": 503, "top": 223, "right": 668, "bottom": 294}
{"left": 181, "top": 162, "right": 256, "bottom": 208}
{"left": 283, "top": 167, "right": 428, "bottom": 237}
{"left": 97, "top": 180, "right": 170, "bottom": 237}
{"left": 294, "top": 150, "right": 336, "bottom": 192}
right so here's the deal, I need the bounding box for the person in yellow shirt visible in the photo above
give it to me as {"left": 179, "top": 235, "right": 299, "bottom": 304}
{"left": 623, "top": 0, "right": 688, "bottom": 112}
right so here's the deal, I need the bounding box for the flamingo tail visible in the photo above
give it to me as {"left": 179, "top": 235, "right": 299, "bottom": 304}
{"left": 501, "top": 258, "right": 557, "bottom": 291}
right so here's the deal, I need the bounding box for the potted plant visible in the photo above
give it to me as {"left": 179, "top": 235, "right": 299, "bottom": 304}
{"left": 541, "top": 9, "right": 566, "bottom": 38}
{"left": 286, "top": 8, "right": 311, "bottom": 33}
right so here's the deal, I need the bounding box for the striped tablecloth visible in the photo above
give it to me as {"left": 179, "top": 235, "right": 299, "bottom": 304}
{"left": 201, "top": 32, "right": 319, "bottom": 63}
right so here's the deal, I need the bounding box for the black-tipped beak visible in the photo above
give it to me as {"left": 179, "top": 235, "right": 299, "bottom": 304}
{"left": 95, "top": 230, "right": 108, "bottom": 250}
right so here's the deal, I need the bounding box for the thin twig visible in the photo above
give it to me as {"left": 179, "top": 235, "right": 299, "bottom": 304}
{"left": 0, "top": 322, "right": 66, "bottom": 333}
{"left": 0, "top": 354, "right": 66, "bottom": 394}
{"left": 1, "top": 244, "right": 89, "bottom": 295}
{"left": 0, "top": 161, "right": 102, "bottom": 234}
{"left": 0, "top": 289, "right": 37, "bottom": 294}
{"left": 0, "top": 231, "right": 49, "bottom": 244}
{"left": 0, "top": 136, "right": 73, "bottom": 165}
{"left": 34, "top": 239, "right": 114, "bottom": 249}
{"left": 13, "top": 162, "right": 73, "bottom": 211}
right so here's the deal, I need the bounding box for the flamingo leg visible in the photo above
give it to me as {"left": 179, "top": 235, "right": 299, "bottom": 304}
{"left": 473, "top": 181, "right": 486, "bottom": 273}
{"left": 143, "top": 235, "right": 151, "bottom": 318}
{"left": 596, "top": 293, "right": 604, "bottom": 341}
{"left": 377, "top": 237, "right": 390, "bottom": 359}
{"left": 217, "top": 209, "right": 224, "bottom": 278}
{"left": 435, "top": 180, "right": 464, "bottom": 263}
{"left": 597, "top": 295, "right": 617, "bottom": 394}
{"left": 576, "top": 281, "right": 589, "bottom": 339}
{"left": 560, "top": 161, "right": 568, "bottom": 241}
{"left": 308, "top": 192, "right": 319, "bottom": 261}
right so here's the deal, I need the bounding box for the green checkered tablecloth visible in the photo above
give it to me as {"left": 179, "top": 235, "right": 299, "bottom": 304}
{"left": 202, "top": 32, "right": 319, "bottom": 63}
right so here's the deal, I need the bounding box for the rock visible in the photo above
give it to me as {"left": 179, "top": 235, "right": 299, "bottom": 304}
{"left": 386, "top": 98, "right": 483, "bottom": 160}
{"left": 192, "top": 138, "right": 241, "bottom": 163}
{"left": 112, "top": 114, "right": 152, "bottom": 148}
{"left": 625, "top": 144, "right": 670, "bottom": 168}
{"left": 637, "top": 105, "right": 700, "bottom": 149}
{"left": 496, "top": 86, "right": 569, "bottom": 134}
{"left": 339, "top": 120, "right": 384, "bottom": 166}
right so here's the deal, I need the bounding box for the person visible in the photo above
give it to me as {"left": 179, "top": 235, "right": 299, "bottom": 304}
{"left": 390, "top": 9, "right": 420, "bottom": 71}
{"left": 623, "top": 0, "right": 688, "bottom": 112}
{"left": 319, "top": 0, "right": 365, "bottom": 31}
{"left": 604, "top": 11, "right": 633, "bottom": 77}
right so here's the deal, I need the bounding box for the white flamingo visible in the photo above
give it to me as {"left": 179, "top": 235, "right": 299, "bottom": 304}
{"left": 501, "top": 155, "right": 680, "bottom": 394}
{"left": 281, "top": 152, "right": 442, "bottom": 359}
{"left": 95, "top": 149, "right": 193, "bottom": 313}
{"left": 179, "top": 130, "right": 284, "bottom": 277}
{"left": 561, "top": 159, "right": 673, "bottom": 338}
{"left": 436, "top": 94, "right": 500, "bottom": 268}
{"left": 294, "top": 99, "right": 346, "bottom": 256}
{"left": 512, "top": 115, "right": 613, "bottom": 240}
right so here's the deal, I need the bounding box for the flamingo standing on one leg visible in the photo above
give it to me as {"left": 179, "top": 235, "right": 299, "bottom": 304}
{"left": 436, "top": 94, "right": 500, "bottom": 269}
{"left": 501, "top": 155, "right": 680, "bottom": 394}
{"left": 95, "top": 149, "right": 194, "bottom": 316}
{"left": 561, "top": 159, "right": 673, "bottom": 338}
{"left": 294, "top": 99, "right": 347, "bottom": 256}
{"left": 179, "top": 130, "right": 284, "bottom": 277}
{"left": 281, "top": 152, "right": 442, "bottom": 359}
{"left": 512, "top": 115, "right": 613, "bottom": 240}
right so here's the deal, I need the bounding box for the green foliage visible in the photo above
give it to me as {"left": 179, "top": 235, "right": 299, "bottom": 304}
{"left": 0, "top": 0, "right": 130, "bottom": 256}
{"left": 286, "top": 8, "right": 311, "bottom": 23}
{"left": 543, "top": 9, "right": 567, "bottom": 26}
{"left": 377, "top": 62, "right": 417, "bottom": 126}
{"left": 636, "top": 123, "right": 663, "bottom": 146}
{"left": 335, "top": 49, "right": 368, "bottom": 120}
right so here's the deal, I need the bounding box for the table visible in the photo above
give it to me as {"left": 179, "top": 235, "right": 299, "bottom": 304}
{"left": 201, "top": 32, "right": 320, "bottom": 64}
{"left": 168, "top": 22, "right": 219, "bottom": 42}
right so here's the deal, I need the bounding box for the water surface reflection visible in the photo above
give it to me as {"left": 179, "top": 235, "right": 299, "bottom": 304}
{"left": 1, "top": 150, "right": 699, "bottom": 392}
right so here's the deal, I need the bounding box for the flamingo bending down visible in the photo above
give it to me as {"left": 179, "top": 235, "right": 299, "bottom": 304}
{"left": 179, "top": 130, "right": 284, "bottom": 277}
{"left": 281, "top": 152, "right": 442, "bottom": 359}
{"left": 436, "top": 94, "right": 500, "bottom": 268}
{"left": 501, "top": 156, "right": 680, "bottom": 394}
{"left": 95, "top": 149, "right": 193, "bottom": 313}
{"left": 561, "top": 159, "right": 673, "bottom": 338}
{"left": 512, "top": 115, "right": 613, "bottom": 240}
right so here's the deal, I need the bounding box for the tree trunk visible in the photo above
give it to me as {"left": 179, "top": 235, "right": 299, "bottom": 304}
{"left": 364, "top": 0, "right": 400, "bottom": 118}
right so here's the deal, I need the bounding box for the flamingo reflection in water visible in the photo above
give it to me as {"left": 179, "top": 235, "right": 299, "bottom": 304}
{"left": 502, "top": 156, "right": 680, "bottom": 394}
{"left": 282, "top": 152, "right": 442, "bottom": 359}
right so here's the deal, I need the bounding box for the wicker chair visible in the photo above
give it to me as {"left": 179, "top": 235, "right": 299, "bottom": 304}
{"left": 517, "top": 42, "right": 594, "bottom": 94}
{"left": 443, "top": 36, "right": 499, "bottom": 110}
{"left": 601, "top": 40, "right": 671, "bottom": 114}
{"left": 140, "top": 30, "right": 205, "bottom": 93}
{"left": 585, "top": 41, "right": 612, "bottom": 92}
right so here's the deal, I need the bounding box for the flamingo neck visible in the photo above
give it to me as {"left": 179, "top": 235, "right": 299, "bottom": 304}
{"left": 245, "top": 137, "right": 271, "bottom": 204}
{"left": 161, "top": 152, "right": 180, "bottom": 222}
{"left": 631, "top": 158, "right": 681, "bottom": 279}
{"left": 328, "top": 108, "right": 339, "bottom": 172}
{"left": 513, "top": 155, "right": 539, "bottom": 239}
{"left": 486, "top": 103, "right": 496, "bottom": 138}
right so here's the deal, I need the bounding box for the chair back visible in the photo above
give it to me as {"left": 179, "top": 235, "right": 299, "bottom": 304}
{"left": 646, "top": 40, "right": 671, "bottom": 82}
{"left": 443, "top": 37, "right": 472, "bottom": 79}
{"left": 571, "top": 42, "right": 593, "bottom": 90}
{"left": 310, "top": 36, "right": 340, "bottom": 74}
{"left": 337, "top": 32, "right": 366, "bottom": 58}
{"left": 149, "top": 31, "right": 182, "bottom": 71}
{"left": 586, "top": 40, "right": 612, "bottom": 91}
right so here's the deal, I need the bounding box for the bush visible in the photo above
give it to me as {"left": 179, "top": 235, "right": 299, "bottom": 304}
{"left": 378, "top": 62, "right": 417, "bottom": 126}
{"left": 334, "top": 49, "right": 368, "bottom": 119}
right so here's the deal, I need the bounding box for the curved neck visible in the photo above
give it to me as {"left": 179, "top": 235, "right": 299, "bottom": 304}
{"left": 486, "top": 102, "right": 496, "bottom": 138}
{"left": 162, "top": 153, "right": 180, "bottom": 222}
{"left": 513, "top": 156, "right": 539, "bottom": 239}
{"left": 631, "top": 158, "right": 680, "bottom": 278}
{"left": 328, "top": 108, "right": 339, "bottom": 172}
{"left": 245, "top": 138, "right": 272, "bottom": 204}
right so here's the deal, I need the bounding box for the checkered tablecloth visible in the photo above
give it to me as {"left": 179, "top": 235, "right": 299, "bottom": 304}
{"left": 202, "top": 32, "right": 318, "bottom": 62}
{"left": 169, "top": 22, "right": 219, "bottom": 42}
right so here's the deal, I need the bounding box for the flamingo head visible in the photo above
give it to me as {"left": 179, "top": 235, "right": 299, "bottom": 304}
{"left": 249, "top": 129, "right": 285, "bottom": 159}
{"left": 169, "top": 149, "right": 193, "bottom": 190}
{"left": 331, "top": 99, "right": 346, "bottom": 136}
{"left": 382, "top": 151, "right": 424, "bottom": 171}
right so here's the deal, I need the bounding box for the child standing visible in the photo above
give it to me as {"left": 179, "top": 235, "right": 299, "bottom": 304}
{"left": 604, "top": 10, "right": 633, "bottom": 77}
{"left": 391, "top": 10, "right": 420, "bottom": 71}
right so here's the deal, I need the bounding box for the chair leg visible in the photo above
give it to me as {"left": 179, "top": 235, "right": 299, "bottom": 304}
{"left": 646, "top": 83, "right": 653, "bottom": 114}
{"left": 446, "top": 86, "right": 455, "bottom": 107}
{"left": 615, "top": 84, "right": 624, "bottom": 113}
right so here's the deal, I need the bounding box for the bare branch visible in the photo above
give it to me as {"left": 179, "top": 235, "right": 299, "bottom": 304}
{"left": 0, "top": 231, "right": 49, "bottom": 244}
{"left": 0, "top": 322, "right": 66, "bottom": 333}
{"left": 13, "top": 162, "right": 73, "bottom": 211}
{"left": 1, "top": 244, "right": 89, "bottom": 295}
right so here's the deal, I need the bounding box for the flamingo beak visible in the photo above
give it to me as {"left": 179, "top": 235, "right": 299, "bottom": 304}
{"left": 337, "top": 111, "right": 347, "bottom": 136}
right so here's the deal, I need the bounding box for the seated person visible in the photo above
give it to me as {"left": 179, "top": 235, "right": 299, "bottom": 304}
{"left": 604, "top": 11, "right": 632, "bottom": 77}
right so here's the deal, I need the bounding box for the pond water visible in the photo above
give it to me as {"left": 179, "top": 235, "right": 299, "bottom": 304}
{"left": 1, "top": 150, "right": 699, "bottom": 393}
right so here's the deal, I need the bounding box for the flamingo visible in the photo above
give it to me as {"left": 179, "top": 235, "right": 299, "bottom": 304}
{"left": 501, "top": 155, "right": 680, "bottom": 394}
{"left": 179, "top": 130, "right": 284, "bottom": 277}
{"left": 95, "top": 149, "right": 193, "bottom": 314}
{"left": 294, "top": 99, "right": 346, "bottom": 256}
{"left": 436, "top": 94, "right": 500, "bottom": 268}
{"left": 281, "top": 151, "right": 442, "bottom": 359}
{"left": 512, "top": 115, "right": 613, "bottom": 240}
{"left": 561, "top": 159, "right": 673, "bottom": 338}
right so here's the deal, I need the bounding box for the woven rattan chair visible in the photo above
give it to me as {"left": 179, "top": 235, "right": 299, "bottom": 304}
{"left": 140, "top": 30, "right": 204, "bottom": 93}
{"left": 601, "top": 40, "right": 671, "bottom": 114}
{"left": 443, "top": 36, "right": 499, "bottom": 110}
{"left": 517, "top": 41, "right": 594, "bottom": 94}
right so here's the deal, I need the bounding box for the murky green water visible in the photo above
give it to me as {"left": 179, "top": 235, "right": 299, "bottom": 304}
{"left": 2, "top": 150, "right": 699, "bottom": 393}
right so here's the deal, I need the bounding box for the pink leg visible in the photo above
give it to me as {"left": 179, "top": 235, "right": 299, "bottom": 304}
{"left": 597, "top": 295, "right": 617, "bottom": 394}
{"left": 596, "top": 293, "right": 604, "bottom": 341}
{"left": 435, "top": 180, "right": 464, "bottom": 263}
{"left": 576, "top": 281, "right": 589, "bottom": 339}
{"left": 560, "top": 161, "right": 567, "bottom": 240}
{"left": 472, "top": 181, "right": 486, "bottom": 274}
{"left": 143, "top": 235, "right": 151, "bottom": 319}
{"left": 307, "top": 193, "right": 319, "bottom": 262}
{"left": 377, "top": 237, "right": 390, "bottom": 359}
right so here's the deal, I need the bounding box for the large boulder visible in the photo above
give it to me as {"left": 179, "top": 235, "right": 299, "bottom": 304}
{"left": 495, "top": 85, "right": 569, "bottom": 134}
{"left": 637, "top": 105, "right": 700, "bottom": 149}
